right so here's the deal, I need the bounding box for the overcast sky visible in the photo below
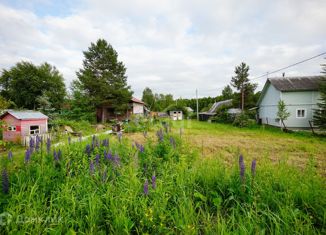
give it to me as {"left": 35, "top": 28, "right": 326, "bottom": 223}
{"left": 0, "top": 0, "right": 325, "bottom": 98}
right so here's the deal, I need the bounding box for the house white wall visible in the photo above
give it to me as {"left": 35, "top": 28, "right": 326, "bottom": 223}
{"left": 259, "top": 83, "right": 321, "bottom": 128}
{"left": 133, "top": 103, "right": 144, "bottom": 114}
{"left": 258, "top": 83, "right": 281, "bottom": 126}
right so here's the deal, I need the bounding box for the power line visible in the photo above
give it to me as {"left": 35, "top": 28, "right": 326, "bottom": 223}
{"left": 203, "top": 51, "right": 326, "bottom": 93}
{"left": 250, "top": 52, "right": 326, "bottom": 81}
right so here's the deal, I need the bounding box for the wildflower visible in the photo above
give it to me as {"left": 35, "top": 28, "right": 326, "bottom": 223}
{"left": 58, "top": 149, "right": 62, "bottom": 160}
{"left": 90, "top": 161, "right": 95, "bottom": 175}
{"left": 95, "top": 154, "right": 100, "bottom": 166}
{"left": 239, "top": 155, "right": 245, "bottom": 183}
{"left": 152, "top": 174, "right": 156, "bottom": 189}
{"left": 85, "top": 144, "right": 91, "bottom": 156}
{"left": 35, "top": 135, "right": 40, "bottom": 151}
{"left": 156, "top": 129, "right": 164, "bottom": 142}
{"left": 144, "top": 179, "right": 149, "bottom": 195}
{"left": 106, "top": 151, "right": 113, "bottom": 161}
{"left": 25, "top": 149, "right": 31, "bottom": 163}
{"left": 169, "top": 137, "right": 176, "bottom": 149}
{"left": 251, "top": 159, "right": 257, "bottom": 177}
{"left": 46, "top": 137, "right": 51, "bottom": 154}
{"left": 68, "top": 136, "right": 71, "bottom": 145}
{"left": 113, "top": 154, "right": 120, "bottom": 166}
{"left": 7, "top": 151, "right": 13, "bottom": 161}
{"left": 117, "top": 132, "right": 122, "bottom": 143}
{"left": 2, "top": 169, "right": 9, "bottom": 194}
{"left": 29, "top": 138, "right": 34, "bottom": 154}
{"left": 53, "top": 150, "right": 59, "bottom": 162}
{"left": 102, "top": 139, "right": 109, "bottom": 147}
{"left": 135, "top": 142, "right": 145, "bottom": 153}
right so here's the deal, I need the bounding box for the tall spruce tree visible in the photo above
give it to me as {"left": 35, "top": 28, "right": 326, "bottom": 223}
{"left": 75, "top": 39, "right": 132, "bottom": 114}
{"left": 231, "top": 62, "right": 254, "bottom": 110}
{"left": 313, "top": 63, "right": 326, "bottom": 129}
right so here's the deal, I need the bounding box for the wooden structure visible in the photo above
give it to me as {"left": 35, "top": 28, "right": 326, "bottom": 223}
{"left": 0, "top": 110, "right": 48, "bottom": 144}
{"left": 96, "top": 97, "right": 146, "bottom": 123}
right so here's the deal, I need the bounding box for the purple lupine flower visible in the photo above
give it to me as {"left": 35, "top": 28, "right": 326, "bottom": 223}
{"left": 46, "top": 137, "right": 51, "bottom": 154}
{"left": 85, "top": 144, "right": 91, "bottom": 156}
{"left": 251, "top": 159, "right": 257, "bottom": 177}
{"left": 68, "top": 136, "right": 71, "bottom": 145}
{"left": 239, "top": 155, "right": 245, "bottom": 183}
{"left": 35, "top": 135, "right": 40, "bottom": 152}
{"left": 117, "top": 132, "right": 122, "bottom": 143}
{"left": 29, "top": 138, "right": 34, "bottom": 154}
{"left": 152, "top": 174, "right": 156, "bottom": 189}
{"left": 135, "top": 142, "right": 145, "bottom": 153}
{"left": 156, "top": 129, "right": 164, "bottom": 142}
{"left": 106, "top": 151, "right": 113, "bottom": 161}
{"left": 2, "top": 169, "right": 9, "bottom": 194}
{"left": 53, "top": 150, "right": 59, "bottom": 162}
{"left": 113, "top": 154, "right": 120, "bottom": 166}
{"left": 90, "top": 161, "right": 95, "bottom": 175}
{"left": 103, "top": 150, "right": 107, "bottom": 157}
{"left": 58, "top": 149, "right": 62, "bottom": 160}
{"left": 143, "top": 131, "right": 148, "bottom": 138}
{"left": 95, "top": 154, "right": 100, "bottom": 166}
{"left": 25, "top": 149, "right": 31, "bottom": 163}
{"left": 102, "top": 139, "right": 109, "bottom": 147}
{"left": 169, "top": 137, "right": 176, "bottom": 149}
{"left": 144, "top": 179, "right": 149, "bottom": 196}
{"left": 7, "top": 151, "right": 13, "bottom": 161}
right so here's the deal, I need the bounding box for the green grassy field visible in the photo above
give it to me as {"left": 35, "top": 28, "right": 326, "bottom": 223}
{"left": 0, "top": 120, "right": 325, "bottom": 234}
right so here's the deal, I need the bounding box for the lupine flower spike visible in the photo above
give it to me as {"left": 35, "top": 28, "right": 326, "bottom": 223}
{"left": 90, "top": 161, "right": 95, "bottom": 175}
{"left": 152, "top": 174, "right": 156, "bottom": 189}
{"left": 239, "top": 155, "right": 245, "bottom": 183}
{"left": 251, "top": 159, "right": 256, "bottom": 177}
{"left": 2, "top": 169, "right": 9, "bottom": 194}
{"left": 46, "top": 137, "right": 51, "bottom": 154}
{"left": 8, "top": 151, "right": 13, "bottom": 161}
{"left": 25, "top": 149, "right": 31, "bottom": 163}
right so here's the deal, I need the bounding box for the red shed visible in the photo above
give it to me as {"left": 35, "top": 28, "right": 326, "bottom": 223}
{"left": 0, "top": 110, "right": 48, "bottom": 143}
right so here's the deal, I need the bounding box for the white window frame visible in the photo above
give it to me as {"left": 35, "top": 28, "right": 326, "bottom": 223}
{"left": 8, "top": 126, "right": 16, "bottom": 131}
{"left": 296, "top": 109, "right": 306, "bottom": 118}
{"left": 30, "top": 125, "right": 40, "bottom": 135}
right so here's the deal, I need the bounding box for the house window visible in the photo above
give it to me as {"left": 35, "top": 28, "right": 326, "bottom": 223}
{"left": 296, "top": 109, "right": 306, "bottom": 118}
{"left": 8, "top": 126, "right": 16, "bottom": 131}
{"left": 30, "top": 125, "right": 40, "bottom": 135}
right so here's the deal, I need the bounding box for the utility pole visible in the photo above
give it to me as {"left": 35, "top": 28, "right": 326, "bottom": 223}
{"left": 196, "top": 89, "right": 199, "bottom": 120}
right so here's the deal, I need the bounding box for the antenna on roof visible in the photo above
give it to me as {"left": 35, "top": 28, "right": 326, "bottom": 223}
{"left": 282, "top": 72, "right": 285, "bottom": 77}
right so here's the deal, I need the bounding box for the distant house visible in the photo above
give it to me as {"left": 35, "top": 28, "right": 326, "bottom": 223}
{"left": 0, "top": 110, "right": 48, "bottom": 143}
{"left": 199, "top": 99, "right": 232, "bottom": 121}
{"left": 257, "top": 76, "right": 323, "bottom": 129}
{"left": 169, "top": 110, "right": 183, "bottom": 120}
{"left": 96, "top": 97, "right": 147, "bottom": 122}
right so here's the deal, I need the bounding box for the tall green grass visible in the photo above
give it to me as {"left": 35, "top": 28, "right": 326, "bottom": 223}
{"left": 0, "top": 124, "right": 325, "bottom": 234}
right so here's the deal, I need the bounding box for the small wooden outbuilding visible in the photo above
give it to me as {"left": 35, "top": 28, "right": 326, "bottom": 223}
{"left": 170, "top": 111, "right": 183, "bottom": 120}
{"left": 0, "top": 110, "right": 48, "bottom": 143}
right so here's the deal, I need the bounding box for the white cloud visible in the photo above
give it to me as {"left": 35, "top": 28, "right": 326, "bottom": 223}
{"left": 0, "top": 0, "right": 325, "bottom": 99}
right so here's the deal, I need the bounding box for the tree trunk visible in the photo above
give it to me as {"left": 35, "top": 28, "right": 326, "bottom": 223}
{"left": 241, "top": 89, "right": 244, "bottom": 111}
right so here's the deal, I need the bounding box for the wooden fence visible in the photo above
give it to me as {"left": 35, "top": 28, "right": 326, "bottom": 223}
{"left": 22, "top": 133, "right": 52, "bottom": 147}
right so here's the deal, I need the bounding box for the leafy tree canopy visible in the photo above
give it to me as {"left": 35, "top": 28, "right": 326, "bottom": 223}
{"left": 0, "top": 61, "right": 66, "bottom": 110}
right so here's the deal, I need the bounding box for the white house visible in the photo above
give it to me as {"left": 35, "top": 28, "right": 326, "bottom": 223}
{"left": 257, "top": 76, "right": 323, "bottom": 128}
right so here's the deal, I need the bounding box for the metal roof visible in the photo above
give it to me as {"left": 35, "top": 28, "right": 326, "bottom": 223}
{"left": 268, "top": 76, "right": 324, "bottom": 91}
{"left": 0, "top": 110, "right": 48, "bottom": 120}
{"left": 131, "top": 97, "right": 145, "bottom": 105}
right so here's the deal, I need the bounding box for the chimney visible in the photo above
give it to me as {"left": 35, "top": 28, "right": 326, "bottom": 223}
{"left": 282, "top": 72, "right": 285, "bottom": 77}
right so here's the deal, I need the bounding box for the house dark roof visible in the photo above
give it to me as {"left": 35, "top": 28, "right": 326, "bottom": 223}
{"left": 0, "top": 110, "right": 48, "bottom": 120}
{"left": 268, "top": 76, "right": 324, "bottom": 92}
{"left": 131, "top": 97, "right": 145, "bottom": 105}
